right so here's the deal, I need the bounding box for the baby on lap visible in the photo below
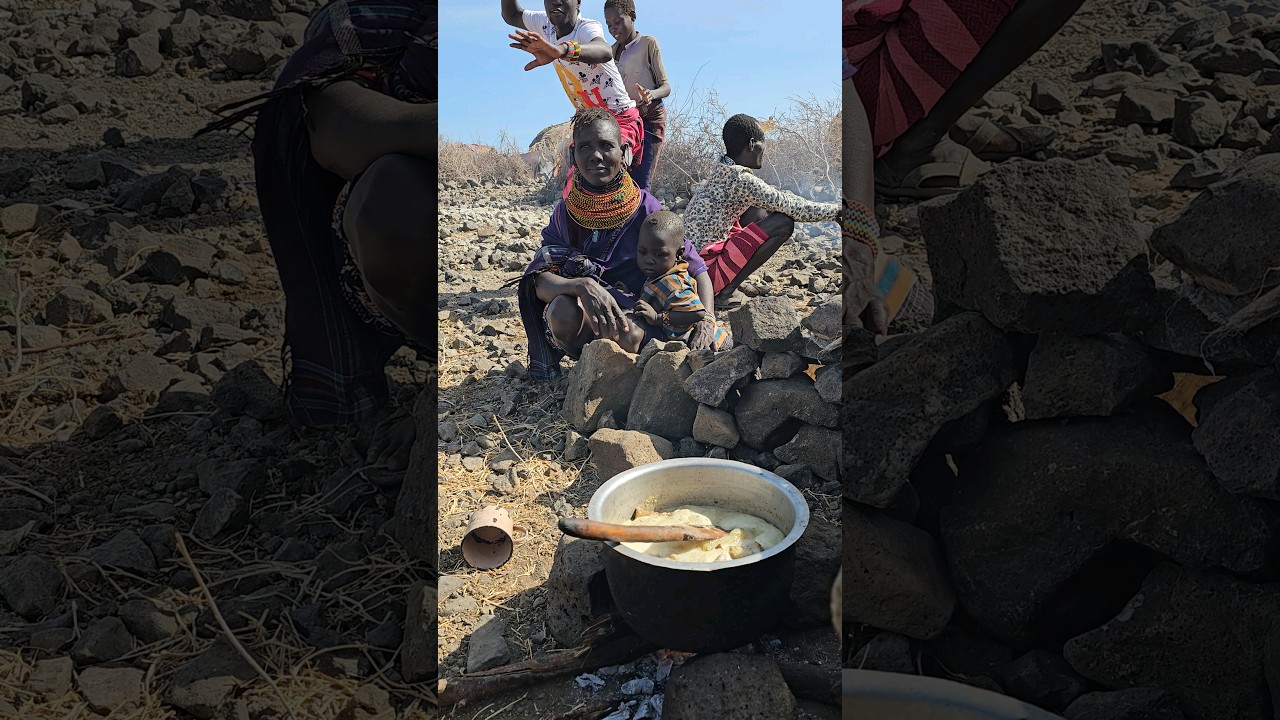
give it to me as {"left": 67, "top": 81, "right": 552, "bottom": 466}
{"left": 632, "top": 210, "right": 732, "bottom": 350}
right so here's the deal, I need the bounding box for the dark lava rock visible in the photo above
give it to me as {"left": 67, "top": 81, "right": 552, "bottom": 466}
{"left": 1001, "top": 650, "right": 1090, "bottom": 713}
{"left": 785, "top": 510, "right": 840, "bottom": 630}
{"left": 1065, "top": 564, "right": 1280, "bottom": 720}
{"left": 682, "top": 344, "right": 758, "bottom": 405}
{"left": 726, "top": 296, "right": 803, "bottom": 353}
{"left": 844, "top": 503, "right": 955, "bottom": 640}
{"left": 1151, "top": 153, "right": 1280, "bottom": 296}
{"left": 191, "top": 488, "right": 249, "bottom": 540}
{"left": 165, "top": 639, "right": 257, "bottom": 719}
{"left": 71, "top": 616, "right": 134, "bottom": 665}
{"left": 544, "top": 536, "right": 608, "bottom": 647}
{"left": 735, "top": 376, "right": 838, "bottom": 450}
{"left": 1065, "top": 688, "right": 1185, "bottom": 720}
{"left": 561, "top": 340, "right": 640, "bottom": 434}
{"left": 1192, "top": 370, "right": 1280, "bottom": 498}
{"left": 210, "top": 361, "right": 282, "bottom": 422}
{"left": 82, "top": 530, "right": 157, "bottom": 575}
{"left": 1022, "top": 334, "right": 1171, "bottom": 419}
{"left": 627, "top": 347, "right": 698, "bottom": 441}
{"left": 920, "top": 157, "right": 1155, "bottom": 335}
{"left": 663, "top": 654, "right": 796, "bottom": 720}
{"left": 940, "top": 402, "right": 1279, "bottom": 646}
{"left": 0, "top": 554, "right": 63, "bottom": 620}
{"left": 395, "top": 383, "right": 438, "bottom": 565}
{"left": 843, "top": 313, "right": 1015, "bottom": 507}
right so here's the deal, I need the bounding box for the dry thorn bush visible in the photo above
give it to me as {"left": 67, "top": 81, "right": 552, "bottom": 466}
{"left": 435, "top": 89, "right": 841, "bottom": 205}
{"left": 651, "top": 89, "right": 842, "bottom": 203}
{"left": 438, "top": 131, "right": 533, "bottom": 186}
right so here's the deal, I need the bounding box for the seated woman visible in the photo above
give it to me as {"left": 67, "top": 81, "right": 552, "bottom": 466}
{"left": 198, "top": 0, "right": 435, "bottom": 470}
{"left": 516, "top": 107, "right": 717, "bottom": 380}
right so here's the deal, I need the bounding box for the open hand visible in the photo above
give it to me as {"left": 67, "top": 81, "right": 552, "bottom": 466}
{"left": 508, "top": 30, "right": 563, "bottom": 71}
{"left": 636, "top": 84, "right": 652, "bottom": 111}
{"left": 845, "top": 276, "right": 888, "bottom": 335}
{"left": 843, "top": 235, "right": 888, "bottom": 335}
{"left": 577, "top": 280, "right": 631, "bottom": 341}
{"left": 632, "top": 299, "right": 659, "bottom": 325}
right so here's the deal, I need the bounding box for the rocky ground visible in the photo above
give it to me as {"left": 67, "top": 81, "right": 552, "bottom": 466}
{"left": 435, "top": 180, "right": 845, "bottom": 719}
{"left": 844, "top": 1, "right": 1280, "bottom": 719}
{"left": 0, "top": 0, "right": 437, "bottom": 718}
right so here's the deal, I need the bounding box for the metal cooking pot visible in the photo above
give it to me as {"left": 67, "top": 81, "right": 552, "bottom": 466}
{"left": 843, "top": 671, "right": 1064, "bottom": 720}
{"left": 587, "top": 458, "right": 810, "bottom": 653}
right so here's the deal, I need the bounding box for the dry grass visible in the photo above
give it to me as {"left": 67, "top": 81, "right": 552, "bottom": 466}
{"left": 436, "top": 350, "right": 595, "bottom": 674}
{"left": 0, "top": 468, "right": 438, "bottom": 718}
{"left": 438, "top": 132, "right": 533, "bottom": 186}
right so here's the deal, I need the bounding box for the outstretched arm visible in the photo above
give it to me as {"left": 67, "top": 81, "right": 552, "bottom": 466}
{"left": 578, "top": 37, "right": 614, "bottom": 64}
{"left": 740, "top": 171, "right": 840, "bottom": 222}
{"left": 501, "top": 0, "right": 525, "bottom": 29}
{"left": 509, "top": 32, "right": 613, "bottom": 70}
{"left": 695, "top": 273, "right": 714, "bottom": 319}
{"left": 843, "top": 78, "right": 888, "bottom": 335}
{"left": 305, "top": 81, "right": 435, "bottom": 181}
{"left": 844, "top": 77, "right": 875, "bottom": 212}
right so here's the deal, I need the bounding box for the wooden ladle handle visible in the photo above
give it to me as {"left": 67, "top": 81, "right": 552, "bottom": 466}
{"left": 558, "top": 517, "right": 727, "bottom": 543}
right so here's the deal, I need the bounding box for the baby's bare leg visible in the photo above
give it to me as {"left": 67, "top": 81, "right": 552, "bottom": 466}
{"left": 616, "top": 321, "right": 648, "bottom": 354}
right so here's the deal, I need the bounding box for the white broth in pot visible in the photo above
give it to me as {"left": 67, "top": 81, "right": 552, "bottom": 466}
{"left": 621, "top": 505, "right": 785, "bottom": 563}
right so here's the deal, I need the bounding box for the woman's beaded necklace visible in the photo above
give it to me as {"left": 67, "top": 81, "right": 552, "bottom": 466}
{"left": 565, "top": 170, "right": 642, "bottom": 231}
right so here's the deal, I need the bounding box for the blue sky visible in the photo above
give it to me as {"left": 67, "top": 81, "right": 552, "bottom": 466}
{"left": 439, "top": 1, "right": 840, "bottom": 148}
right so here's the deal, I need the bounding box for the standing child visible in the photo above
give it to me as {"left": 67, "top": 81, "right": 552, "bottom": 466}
{"left": 603, "top": 0, "right": 670, "bottom": 192}
{"left": 632, "top": 211, "right": 731, "bottom": 351}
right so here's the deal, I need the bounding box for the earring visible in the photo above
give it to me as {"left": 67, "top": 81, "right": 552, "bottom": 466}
{"left": 623, "top": 144, "right": 634, "bottom": 166}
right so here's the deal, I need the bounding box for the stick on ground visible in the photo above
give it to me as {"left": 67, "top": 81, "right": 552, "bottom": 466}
{"left": 174, "top": 530, "right": 299, "bottom": 720}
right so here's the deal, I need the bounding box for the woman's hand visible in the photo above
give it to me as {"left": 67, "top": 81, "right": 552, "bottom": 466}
{"left": 633, "top": 299, "right": 659, "bottom": 325}
{"left": 846, "top": 275, "right": 888, "bottom": 335}
{"left": 687, "top": 319, "right": 718, "bottom": 350}
{"left": 576, "top": 279, "right": 631, "bottom": 341}
{"left": 509, "top": 30, "right": 564, "bottom": 71}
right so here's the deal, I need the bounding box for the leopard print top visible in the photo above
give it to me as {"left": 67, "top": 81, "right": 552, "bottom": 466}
{"left": 682, "top": 155, "right": 840, "bottom": 249}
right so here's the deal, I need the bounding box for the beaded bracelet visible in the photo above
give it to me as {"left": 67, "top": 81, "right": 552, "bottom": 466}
{"left": 841, "top": 198, "right": 880, "bottom": 263}
{"left": 561, "top": 40, "right": 581, "bottom": 62}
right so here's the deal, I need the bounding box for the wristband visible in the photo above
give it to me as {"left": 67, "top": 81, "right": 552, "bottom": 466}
{"left": 841, "top": 198, "right": 880, "bottom": 262}
{"left": 561, "top": 40, "right": 581, "bottom": 62}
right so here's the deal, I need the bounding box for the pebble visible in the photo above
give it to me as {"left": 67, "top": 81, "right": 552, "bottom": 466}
{"left": 441, "top": 596, "right": 478, "bottom": 617}
{"left": 116, "top": 438, "right": 146, "bottom": 453}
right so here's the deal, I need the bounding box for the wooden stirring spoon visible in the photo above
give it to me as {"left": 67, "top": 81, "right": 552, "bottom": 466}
{"left": 558, "top": 517, "right": 727, "bottom": 543}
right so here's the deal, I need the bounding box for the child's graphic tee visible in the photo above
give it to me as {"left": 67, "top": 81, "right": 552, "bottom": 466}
{"left": 523, "top": 10, "right": 636, "bottom": 115}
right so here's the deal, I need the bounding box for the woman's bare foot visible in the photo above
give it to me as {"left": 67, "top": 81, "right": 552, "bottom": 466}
{"left": 878, "top": 135, "right": 971, "bottom": 179}
{"left": 713, "top": 288, "right": 746, "bottom": 311}
{"left": 949, "top": 114, "right": 1057, "bottom": 161}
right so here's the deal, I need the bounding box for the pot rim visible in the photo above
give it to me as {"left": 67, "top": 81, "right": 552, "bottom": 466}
{"left": 587, "top": 458, "right": 810, "bottom": 573}
{"left": 842, "top": 670, "right": 1065, "bottom": 718}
